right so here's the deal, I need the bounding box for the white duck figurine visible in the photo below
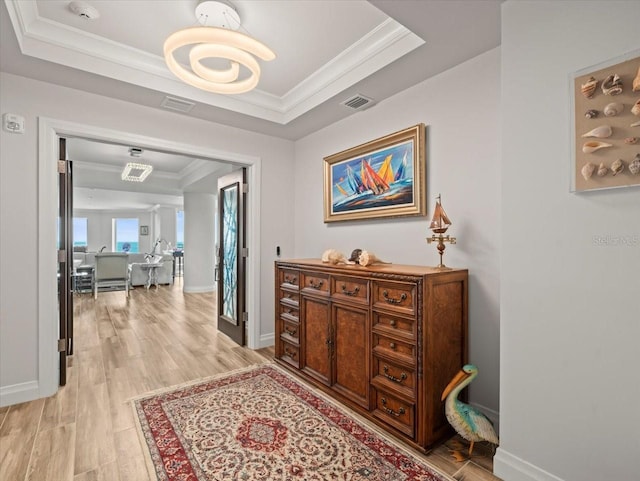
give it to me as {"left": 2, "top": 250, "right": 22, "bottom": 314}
{"left": 441, "top": 364, "right": 499, "bottom": 456}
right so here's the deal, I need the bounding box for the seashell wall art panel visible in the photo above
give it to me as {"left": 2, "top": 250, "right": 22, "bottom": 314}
{"left": 573, "top": 49, "right": 640, "bottom": 191}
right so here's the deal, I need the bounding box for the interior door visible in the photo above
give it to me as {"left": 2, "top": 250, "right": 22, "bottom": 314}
{"left": 57, "top": 137, "right": 73, "bottom": 385}
{"left": 216, "top": 169, "right": 246, "bottom": 345}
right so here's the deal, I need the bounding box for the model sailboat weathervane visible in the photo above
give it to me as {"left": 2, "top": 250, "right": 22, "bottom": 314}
{"left": 426, "top": 194, "right": 456, "bottom": 268}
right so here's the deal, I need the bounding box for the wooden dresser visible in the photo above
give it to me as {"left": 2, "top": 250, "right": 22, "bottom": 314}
{"left": 274, "top": 259, "right": 468, "bottom": 451}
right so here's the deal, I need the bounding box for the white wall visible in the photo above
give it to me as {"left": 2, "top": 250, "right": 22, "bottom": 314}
{"left": 74, "top": 209, "right": 153, "bottom": 253}
{"left": 158, "top": 206, "right": 178, "bottom": 249}
{"left": 496, "top": 2, "right": 640, "bottom": 481}
{"left": 294, "top": 48, "right": 501, "bottom": 418}
{"left": 0, "top": 72, "right": 294, "bottom": 404}
{"left": 183, "top": 192, "right": 216, "bottom": 293}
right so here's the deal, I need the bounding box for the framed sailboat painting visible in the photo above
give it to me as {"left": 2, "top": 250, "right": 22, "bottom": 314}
{"left": 323, "top": 124, "right": 426, "bottom": 223}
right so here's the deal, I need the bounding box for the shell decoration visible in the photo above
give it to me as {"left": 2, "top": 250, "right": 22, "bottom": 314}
{"left": 601, "top": 74, "right": 623, "bottom": 96}
{"left": 604, "top": 102, "right": 624, "bottom": 117}
{"left": 581, "top": 125, "right": 612, "bottom": 139}
{"left": 585, "top": 109, "right": 598, "bottom": 119}
{"left": 633, "top": 66, "right": 640, "bottom": 92}
{"left": 348, "top": 248, "right": 363, "bottom": 264}
{"left": 629, "top": 154, "right": 640, "bottom": 175}
{"left": 611, "top": 158, "right": 625, "bottom": 176}
{"left": 631, "top": 99, "right": 640, "bottom": 117}
{"left": 581, "top": 162, "right": 596, "bottom": 181}
{"left": 321, "top": 249, "right": 347, "bottom": 265}
{"left": 581, "top": 76, "right": 598, "bottom": 98}
{"left": 582, "top": 141, "right": 613, "bottom": 154}
{"left": 597, "top": 162, "right": 608, "bottom": 177}
{"left": 632, "top": 120, "right": 640, "bottom": 127}
{"left": 624, "top": 137, "right": 638, "bottom": 145}
{"left": 358, "top": 250, "right": 390, "bottom": 267}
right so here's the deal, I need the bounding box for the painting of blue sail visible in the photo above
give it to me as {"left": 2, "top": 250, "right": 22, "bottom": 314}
{"left": 330, "top": 140, "right": 414, "bottom": 214}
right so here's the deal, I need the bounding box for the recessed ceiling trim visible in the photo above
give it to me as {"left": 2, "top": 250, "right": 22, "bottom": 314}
{"left": 5, "top": 1, "right": 425, "bottom": 125}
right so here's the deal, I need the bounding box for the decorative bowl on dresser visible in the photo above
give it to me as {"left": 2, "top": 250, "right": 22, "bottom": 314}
{"left": 274, "top": 259, "right": 468, "bottom": 452}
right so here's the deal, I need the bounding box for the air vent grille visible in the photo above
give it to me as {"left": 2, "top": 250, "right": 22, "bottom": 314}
{"left": 340, "top": 94, "right": 375, "bottom": 111}
{"left": 160, "top": 96, "right": 196, "bottom": 113}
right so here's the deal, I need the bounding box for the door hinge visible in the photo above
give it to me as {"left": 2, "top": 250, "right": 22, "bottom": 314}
{"left": 243, "top": 312, "right": 248, "bottom": 323}
{"left": 241, "top": 247, "right": 248, "bottom": 258}
{"left": 57, "top": 249, "right": 66, "bottom": 262}
{"left": 57, "top": 160, "right": 67, "bottom": 174}
{"left": 57, "top": 339, "right": 66, "bottom": 352}
{"left": 242, "top": 183, "right": 248, "bottom": 194}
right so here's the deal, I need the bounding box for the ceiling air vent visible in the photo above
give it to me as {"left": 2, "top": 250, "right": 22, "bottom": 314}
{"left": 160, "top": 96, "right": 196, "bottom": 113}
{"left": 340, "top": 94, "right": 375, "bottom": 111}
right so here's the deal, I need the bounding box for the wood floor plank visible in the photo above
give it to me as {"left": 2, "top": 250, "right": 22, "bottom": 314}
{"left": 74, "top": 383, "right": 116, "bottom": 475}
{"left": 26, "top": 423, "right": 75, "bottom": 481}
{"left": 40, "top": 364, "right": 78, "bottom": 430}
{"left": 73, "top": 460, "right": 120, "bottom": 481}
{"left": 0, "top": 399, "right": 45, "bottom": 481}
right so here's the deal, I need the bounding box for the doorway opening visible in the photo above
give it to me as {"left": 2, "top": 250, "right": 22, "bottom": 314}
{"left": 38, "top": 118, "right": 263, "bottom": 397}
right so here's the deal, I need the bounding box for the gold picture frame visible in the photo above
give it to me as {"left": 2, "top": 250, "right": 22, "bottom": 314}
{"left": 323, "top": 124, "right": 426, "bottom": 223}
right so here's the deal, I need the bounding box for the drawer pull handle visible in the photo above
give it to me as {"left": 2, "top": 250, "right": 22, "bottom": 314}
{"left": 308, "top": 279, "right": 324, "bottom": 289}
{"left": 381, "top": 398, "right": 405, "bottom": 417}
{"left": 389, "top": 342, "right": 396, "bottom": 350}
{"left": 284, "top": 275, "right": 297, "bottom": 284}
{"left": 389, "top": 320, "right": 397, "bottom": 327}
{"left": 383, "top": 291, "right": 407, "bottom": 304}
{"left": 341, "top": 284, "right": 360, "bottom": 296}
{"left": 283, "top": 308, "right": 292, "bottom": 314}
{"left": 383, "top": 365, "right": 407, "bottom": 384}
{"left": 284, "top": 347, "right": 297, "bottom": 359}
{"left": 285, "top": 327, "right": 297, "bottom": 336}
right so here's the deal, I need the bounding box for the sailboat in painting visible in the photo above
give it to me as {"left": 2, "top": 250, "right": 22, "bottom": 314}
{"left": 331, "top": 146, "right": 414, "bottom": 213}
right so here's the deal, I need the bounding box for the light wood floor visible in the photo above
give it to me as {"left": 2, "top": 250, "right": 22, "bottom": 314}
{"left": 0, "top": 281, "right": 500, "bottom": 481}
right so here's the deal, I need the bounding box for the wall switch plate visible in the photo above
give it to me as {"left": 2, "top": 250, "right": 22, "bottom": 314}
{"left": 3, "top": 113, "right": 25, "bottom": 133}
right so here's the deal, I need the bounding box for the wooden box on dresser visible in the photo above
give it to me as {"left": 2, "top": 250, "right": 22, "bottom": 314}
{"left": 274, "top": 259, "right": 468, "bottom": 452}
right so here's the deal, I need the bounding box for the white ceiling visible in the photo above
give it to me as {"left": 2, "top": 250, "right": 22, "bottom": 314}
{"left": 0, "top": 0, "right": 502, "bottom": 209}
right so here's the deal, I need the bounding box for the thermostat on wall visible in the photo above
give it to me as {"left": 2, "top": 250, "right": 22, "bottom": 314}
{"left": 3, "top": 113, "right": 25, "bottom": 134}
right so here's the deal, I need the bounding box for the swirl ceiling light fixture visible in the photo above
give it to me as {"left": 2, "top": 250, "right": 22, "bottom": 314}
{"left": 164, "top": 0, "right": 275, "bottom": 95}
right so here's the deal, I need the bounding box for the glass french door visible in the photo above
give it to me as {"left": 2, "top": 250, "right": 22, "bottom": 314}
{"left": 216, "top": 169, "right": 246, "bottom": 345}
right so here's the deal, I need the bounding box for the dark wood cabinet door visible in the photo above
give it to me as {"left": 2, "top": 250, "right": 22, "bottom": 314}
{"left": 332, "top": 303, "right": 369, "bottom": 408}
{"left": 301, "top": 297, "right": 331, "bottom": 385}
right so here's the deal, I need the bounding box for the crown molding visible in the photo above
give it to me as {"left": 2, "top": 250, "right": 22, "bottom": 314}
{"left": 5, "top": 0, "right": 424, "bottom": 124}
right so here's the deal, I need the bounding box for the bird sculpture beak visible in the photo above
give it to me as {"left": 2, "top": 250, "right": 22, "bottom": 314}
{"left": 441, "top": 369, "right": 471, "bottom": 401}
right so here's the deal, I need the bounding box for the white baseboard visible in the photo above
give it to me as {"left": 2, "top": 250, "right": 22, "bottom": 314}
{"left": 183, "top": 284, "right": 214, "bottom": 293}
{"left": 494, "top": 448, "right": 566, "bottom": 481}
{"left": 0, "top": 380, "right": 40, "bottom": 407}
{"left": 257, "top": 332, "right": 275, "bottom": 349}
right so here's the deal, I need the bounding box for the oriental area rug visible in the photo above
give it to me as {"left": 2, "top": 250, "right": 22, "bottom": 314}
{"left": 132, "top": 363, "right": 447, "bottom": 481}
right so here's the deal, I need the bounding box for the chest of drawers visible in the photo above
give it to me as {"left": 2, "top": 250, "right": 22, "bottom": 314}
{"left": 275, "top": 259, "right": 468, "bottom": 451}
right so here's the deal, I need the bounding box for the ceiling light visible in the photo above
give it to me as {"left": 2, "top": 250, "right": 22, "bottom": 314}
{"left": 122, "top": 162, "right": 153, "bottom": 182}
{"left": 128, "top": 147, "right": 143, "bottom": 157}
{"left": 164, "top": 0, "right": 275, "bottom": 95}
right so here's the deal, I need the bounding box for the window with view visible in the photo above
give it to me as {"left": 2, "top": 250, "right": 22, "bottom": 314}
{"left": 73, "top": 217, "right": 88, "bottom": 248}
{"left": 176, "top": 210, "right": 184, "bottom": 250}
{"left": 113, "top": 218, "right": 139, "bottom": 253}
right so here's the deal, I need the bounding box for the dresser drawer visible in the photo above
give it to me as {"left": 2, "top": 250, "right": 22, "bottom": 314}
{"left": 331, "top": 276, "right": 369, "bottom": 304}
{"left": 301, "top": 272, "right": 330, "bottom": 296}
{"left": 372, "top": 281, "right": 416, "bottom": 315}
{"left": 372, "top": 334, "right": 415, "bottom": 365}
{"left": 372, "top": 388, "right": 415, "bottom": 438}
{"left": 372, "top": 356, "right": 416, "bottom": 400}
{"left": 372, "top": 312, "right": 416, "bottom": 341}
{"left": 279, "top": 302, "right": 299, "bottom": 323}
{"left": 279, "top": 269, "right": 299, "bottom": 289}
{"left": 279, "top": 290, "right": 300, "bottom": 308}
{"left": 281, "top": 319, "right": 300, "bottom": 343}
{"left": 279, "top": 340, "right": 300, "bottom": 368}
